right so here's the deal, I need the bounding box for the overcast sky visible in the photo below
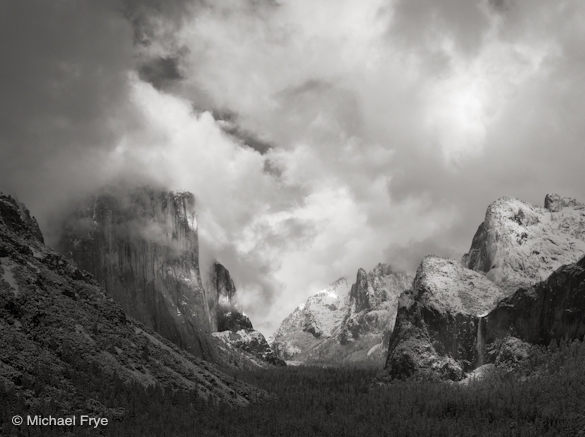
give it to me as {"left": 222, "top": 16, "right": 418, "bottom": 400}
{"left": 1, "top": 0, "right": 585, "bottom": 334}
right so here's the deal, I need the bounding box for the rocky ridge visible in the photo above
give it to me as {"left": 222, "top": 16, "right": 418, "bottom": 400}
{"left": 0, "top": 193, "right": 262, "bottom": 411}
{"left": 271, "top": 278, "right": 349, "bottom": 362}
{"left": 209, "top": 262, "right": 285, "bottom": 368}
{"left": 272, "top": 265, "right": 412, "bottom": 365}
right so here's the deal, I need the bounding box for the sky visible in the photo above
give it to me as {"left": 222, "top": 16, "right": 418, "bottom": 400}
{"left": 1, "top": 0, "right": 585, "bottom": 335}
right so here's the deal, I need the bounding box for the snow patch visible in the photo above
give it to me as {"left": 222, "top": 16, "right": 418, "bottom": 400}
{"left": 1, "top": 258, "right": 19, "bottom": 296}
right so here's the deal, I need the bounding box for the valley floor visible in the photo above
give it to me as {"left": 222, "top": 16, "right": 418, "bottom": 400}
{"left": 2, "top": 340, "right": 585, "bottom": 437}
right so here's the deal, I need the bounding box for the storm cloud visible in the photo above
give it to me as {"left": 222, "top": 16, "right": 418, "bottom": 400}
{"left": 1, "top": 0, "right": 584, "bottom": 334}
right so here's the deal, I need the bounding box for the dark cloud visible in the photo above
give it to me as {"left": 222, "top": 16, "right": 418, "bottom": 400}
{"left": 138, "top": 55, "right": 184, "bottom": 89}
{"left": 221, "top": 124, "right": 274, "bottom": 155}
{"left": 0, "top": 0, "right": 136, "bottom": 225}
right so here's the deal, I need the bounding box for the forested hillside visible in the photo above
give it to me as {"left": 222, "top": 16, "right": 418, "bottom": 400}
{"left": 2, "top": 340, "right": 585, "bottom": 436}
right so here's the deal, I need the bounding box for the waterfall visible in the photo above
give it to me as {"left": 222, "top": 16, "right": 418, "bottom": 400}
{"left": 476, "top": 316, "right": 485, "bottom": 367}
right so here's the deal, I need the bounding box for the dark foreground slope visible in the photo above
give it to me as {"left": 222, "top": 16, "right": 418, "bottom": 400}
{"left": 0, "top": 194, "right": 262, "bottom": 426}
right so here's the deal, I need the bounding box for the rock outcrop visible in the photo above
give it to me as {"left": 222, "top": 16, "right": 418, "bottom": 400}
{"left": 482, "top": 255, "right": 585, "bottom": 358}
{"left": 0, "top": 193, "right": 261, "bottom": 411}
{"left": 208, "top": 262, "right": 285, "bottom": 368}
{"left": 213, "top": 329, "right": 285, "bottom": 368}
{"left": 218, "top": 310, "right": 253, "bottom": 332}
{"left": 272, "top": 265, "right": 413, "bottom": 365}
{"left": 463, "top": 195, "right": 585, "bottom": 292}
{"left": 385, "top": 257, "right": 507, "bottom": 380}
{"left": 340, "top": 264, "right": 412, "bottom": 349}
{"left": 272, "top": 278, "right": 349, "bottom": 362}
{"left": 58, "top": 186, "right": 214, "bottom": 359}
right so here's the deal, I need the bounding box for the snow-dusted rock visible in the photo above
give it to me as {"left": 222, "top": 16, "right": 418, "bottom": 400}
{"left": 385, "top": 193, "right": 585, "bottom": 381}
{"left": 483, "top": 255, "right": 585, "bottom": 358}
{"left": 212, "top": 329, "right": 285, "bottom": 368}
{"left": 271, "top": 278, "right": 349, "bottom": 362}
{"left": 272, "top": 265, "right": 412, "bottom": 365}
{"left": 458, "top": 363, "right": 496, "bottom": 385}
{"left": 208, "top": 261, "right": 285, "bottom": 367}
{"left": 385, "top": 256, "right": 508, "bottom": 381}
{"left": 463, "top": 194, "right": 585, "bottom": 292}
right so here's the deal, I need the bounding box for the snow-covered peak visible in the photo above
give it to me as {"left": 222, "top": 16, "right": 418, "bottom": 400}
{"left": 272, "top": 265, "right": 413, "bottom": 365}
{"left": 273, "top": 278, "right": 349, "bottom": 343}
{"left": 463, "top": 194, "right": 585, "bottom": 291}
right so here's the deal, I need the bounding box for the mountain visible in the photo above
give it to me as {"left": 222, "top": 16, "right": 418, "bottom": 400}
{"left": 208, "top": 262, "right": 285, "bottom": 368}
{"left": 272, "top": 278, "right": 349, "bottom": 363}
{"left": 384, "top": 194, "right": 585, "bottom": 381}
{"left": 481, "top": 255, "right": 585, "bottom": 364}
{"left": 58, "top": 186, "right": 215, "bottom": 359}
{"left": 463, "top": 194, "right": 585, "bottom": 291}
{"left": 385, "top": 256, "right": 507, "bottom": 380}
{"left": 0, "top": 193, "right": 261, "bottom": 411}
{"left": 272, "top": 264, "right": 412, "bottom": 365}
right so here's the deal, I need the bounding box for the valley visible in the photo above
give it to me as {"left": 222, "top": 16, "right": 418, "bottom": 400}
{"left": 2, "top": 188, "right": 585, "bottom": 436}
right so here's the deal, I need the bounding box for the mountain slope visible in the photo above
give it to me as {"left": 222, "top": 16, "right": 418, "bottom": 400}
{"left": 0, "top": 193, "right": 262, "bottom": 411}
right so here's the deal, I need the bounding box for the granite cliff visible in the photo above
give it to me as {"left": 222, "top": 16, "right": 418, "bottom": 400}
{"left": 385, "top": 256, "right": 507, "bottom": 380}
{"left": 481, "top": 255, "right": 585, "bottom": 364}
{"left": 58, "top": 186, "right": 215, "bottom": 359}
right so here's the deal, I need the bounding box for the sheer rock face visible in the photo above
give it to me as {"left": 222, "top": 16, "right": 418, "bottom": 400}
{"left": 463, "top": 195, "right": 585, "bottom": 292}
{"left": 349, "top": 269, "right": 370, "bottom": 313}
{"left": 208, "top": 262, "right": 285, "bottom": 368}
{"left": 483, "top": 256, "right": 585, "bottom": 353}
{"left": 272, "top": 265, "right": 413, "bottom": 365}
{"left": 57, "top": 187, "right": 214, "bottom": 359}
{"left": 207, "top": 261, "right": 238, "bottom": 332}
{"left": 0, "top": 194, "right": 261, "bottom": 409}
{"left": 385, "top": 257, "right": 508, "bottom": 380}
{"left": 213, "top": 262, "right": 237, "bottom": 303}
